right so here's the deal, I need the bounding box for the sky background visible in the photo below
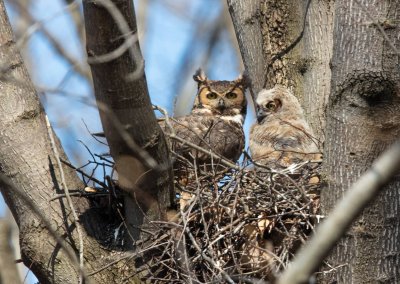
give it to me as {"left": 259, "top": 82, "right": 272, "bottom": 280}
{"left": 1, "top": 0, "right": 255, "bottom": 282}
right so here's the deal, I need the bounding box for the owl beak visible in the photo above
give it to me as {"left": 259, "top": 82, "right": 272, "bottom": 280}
{"left": 217, "top": 99, "right": 226, "bottom": 111}
{"left": 256, "top": 108, "right": 267, "bottom": 123}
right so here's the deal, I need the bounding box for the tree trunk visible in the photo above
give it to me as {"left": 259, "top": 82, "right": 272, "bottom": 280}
{"left": 228, "top": 0, "right": 333, "bottom": 141}
{"left": 0, "top": 2, "right": 84, "bottom": 281}
{"left": 229, "top": 0, "right": 400, "bottom": 282}
{"left": 321, "top": 1, "right": 400, "bottom": 282}
{"left": 82, "top": 0, "right": 174, "bottom": 244}
{"left": 0, "top": 1, "right": 143, "bottom": 283}
{"left": 226, "top": 0, "right": 266, "bottom": 102}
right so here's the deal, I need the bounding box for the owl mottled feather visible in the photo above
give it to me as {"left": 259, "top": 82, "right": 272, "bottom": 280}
{"left": 161, "top": 69, "right": 249, "bottom": 167}
{"left": 249, "top": 86, "right": 320, "bottom": 168}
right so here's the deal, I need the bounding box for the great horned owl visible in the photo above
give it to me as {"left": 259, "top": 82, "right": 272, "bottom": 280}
{"left": 161, "top": 69, "right": 249, "bottom": 168}
{"left": 249, "top": 86, "right": 320, "bottom": 168}
{"left": 160, "top": 69, "right": 249, "bottom": 204}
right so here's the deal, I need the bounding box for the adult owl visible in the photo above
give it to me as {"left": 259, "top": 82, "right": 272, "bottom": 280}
{"left": 160, "top": 69, "right": 249, "bottom": 202}
{"left": 249, "top": 86, "right": 320, "bottom": 168}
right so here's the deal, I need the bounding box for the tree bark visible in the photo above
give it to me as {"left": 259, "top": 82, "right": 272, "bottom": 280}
{"left": 0, "top": 1, "right": 139, "bottom": 283}
{"left": 83, "top": 0, "right": 174, "bottom": 244}
{"left": 229, "top": 0, "right": 400, "bottom": 282}
{"left": 228, "top": 0, "right": 333, "bottom": 141}
{"left": 321, "top": 1, "right": 400, "bottom": 282}
{"left": 226, "top": 0, "right": 266, "bottom": 103}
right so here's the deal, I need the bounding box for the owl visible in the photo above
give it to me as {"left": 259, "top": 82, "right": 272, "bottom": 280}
{"left": 249, "top": 86, "right": 320, "bottom": 169}
{"left": 160, "top": 69, "right": 249, "bottom": 205}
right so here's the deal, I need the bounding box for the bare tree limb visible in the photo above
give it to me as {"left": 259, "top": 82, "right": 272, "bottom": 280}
{"left": 278, "top": 141, "right": 400, "bottom": 284}
{"left": 9, "top": 0, "right": 91, "bottom": 81}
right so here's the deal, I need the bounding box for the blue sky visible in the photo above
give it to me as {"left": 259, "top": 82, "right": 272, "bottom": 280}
{"left": 1, "top": 0, "right": 254, "bottom": 281}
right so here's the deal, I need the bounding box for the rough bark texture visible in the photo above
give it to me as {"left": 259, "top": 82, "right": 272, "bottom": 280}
{"left": 0, "top": 1, "right": 138, "bottom": 283}
{"left": 83, "top": 0, "right": 174, "bottom": 244}
{"left": 229, "top": 0, "right": 333, "bottom": 142}
{"left": 298, "top": 0, "right": 334, "bottom": 140}
{"left": 229, "top": 0, "right": 400, "bottom": 282}
{"left": 258, "top": 0, "right": 333, "bottom": 141}
{"left": 226, "top": 0, "right": 266, "bottom": 103}
{"left": 321, "top": 0, "right": 400, "bottom": 282}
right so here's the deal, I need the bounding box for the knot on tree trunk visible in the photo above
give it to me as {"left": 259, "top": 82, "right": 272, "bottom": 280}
{"left": 334, "top": 71, "right": 398, "bottom": 109}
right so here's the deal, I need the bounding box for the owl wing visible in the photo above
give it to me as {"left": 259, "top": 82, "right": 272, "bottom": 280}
{"left": 205, "top": 118, "right": 245, "bottom": 162}
{"left": 250, "top": 119, "right": 319, "bottom": 167}
{"left": 160, "top": 115, "right": 244, "bottom": 164}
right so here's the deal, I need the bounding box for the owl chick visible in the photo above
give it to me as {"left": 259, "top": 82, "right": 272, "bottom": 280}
{"left": 161, "top": 69, "right": 249, "bottom": 168}
{"left": 249, "top": 86, "right": 320, "bottom": 168}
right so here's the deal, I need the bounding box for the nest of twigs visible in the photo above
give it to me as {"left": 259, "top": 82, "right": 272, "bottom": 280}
{"left": 133, "top": 158, "right": 321, "bottom": 283}
{"left": 80, "top": 127, "right": 322, "bottom": 283}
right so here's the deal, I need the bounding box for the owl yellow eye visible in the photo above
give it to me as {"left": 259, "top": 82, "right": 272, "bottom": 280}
{"left": 265, "top": 101, "right": 276, "bottom": 110}
{"left": 206, "top": 92, "right": 218, "bottom": 99}
{"left": 226, "top": 92, "right": 237, "bottom": 99}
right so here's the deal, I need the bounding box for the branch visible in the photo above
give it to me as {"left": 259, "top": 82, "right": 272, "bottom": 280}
{"left": 45, "top": 115, "right": 85, "bottom": 284}
{"left": 278, "top": 141, "right": 400, "bottom": 284}
{"left": 9, "top": 0, "right": 91, "bottom": 81}
{"left": 0, "top": 174, "right": 85, "bottom": 278}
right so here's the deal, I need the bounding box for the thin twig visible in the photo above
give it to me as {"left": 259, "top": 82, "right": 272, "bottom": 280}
{"left": 278, "top": 141, "right": 400, "bottom": 284}
{"left": 185, "top": 226, "right": 235, "bottom": 284}
{"left": 45, "top": 116, "right": 85, "bottom": 284}
{"left": 0, "top": 174, "right": 86, "bottom": 278}
{"left": 354, "top": 0, "right": 400, "bottom": 56}
{"left": 60, "top": 158, "right": 108, "bottom": 188}
{"left": 86, "top": 0, "right": 144, "bottom": 81}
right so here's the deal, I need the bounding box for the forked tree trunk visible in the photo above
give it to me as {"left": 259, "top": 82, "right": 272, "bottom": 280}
{"left": 0, "top": 0, "right": 172, "bottom": 282}
{"left": 2, "top": 0, "right": 400, "bottom": 281}
{"left": 0, "top": 1, "right": 125, "bottom": 282}
{"left": 229, "top": 0, "right": 400, "bottom": 282}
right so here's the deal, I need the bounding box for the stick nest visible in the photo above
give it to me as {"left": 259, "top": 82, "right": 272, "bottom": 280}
{"left": 136, "top": 159, "right": 322, "bottom": 283}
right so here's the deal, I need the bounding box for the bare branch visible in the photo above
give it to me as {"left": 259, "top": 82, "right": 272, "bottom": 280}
{"left": 278, "top": 141, "right": 400, "bottom": 284}
{"left": 0, "top": 174, "right": 86, "bottom": 278}
{"left": 9, "top": 0, "right": 91, "bottom": 80}
{"left": 45, "top": 115, "right": 85, "bottom": 284}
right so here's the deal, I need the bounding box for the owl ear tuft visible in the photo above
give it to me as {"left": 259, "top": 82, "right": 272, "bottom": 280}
{"left": 236, "top": 71, "right": 251, "bottom": 89}
{"left": 193, "top": 68, "right": 207, "bottom": 84}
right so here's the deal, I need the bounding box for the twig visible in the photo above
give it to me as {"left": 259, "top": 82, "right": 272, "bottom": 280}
{"left": 87, "top": 241, "right": 168, "bottom": 276}
{"left": 49, "top": 191, "right": 114, "bottom": 202}
{"left": 45, "top": 116, "right": 85, "bottom": 284}
{"left": 184, "top": 226, "right": 235, "bottom": 284}
{"left": 167, "top": 133, "right": 240, "bottom": 170}
{"left": 0, "top": 174, "right": 85, "bottom": 278}
{"left": 10, "top": 0, "right": 91, "bottom": 80}
{"left": 354, "top": 0, "right": 400, "bottom": 56}
{"left": 86, "top": 0, "right": 144, "bottom": 81}
{"left": 278, "top": 141, "right": 400, "bottom": 284}
{"left": 60, "top": 158, "right": 108, "bottom": 188}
